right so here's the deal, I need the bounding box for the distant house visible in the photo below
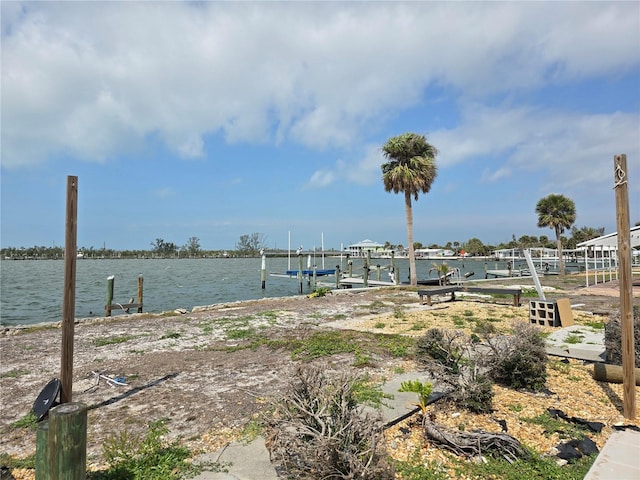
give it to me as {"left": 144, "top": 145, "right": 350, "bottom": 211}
{"left": 345, "top": 239, "right": 386, "bottom": 257}
{"left": 415, "top": 248, "right": 455, "bottom": 258}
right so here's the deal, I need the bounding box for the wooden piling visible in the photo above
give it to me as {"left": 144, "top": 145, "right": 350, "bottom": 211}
{"left": 35, "top": 421, "right": 50, "bottom": 480}
{"left": 48, "top": 402, "right": 87, "bottom": 479}
{"left": 60, "top": 176, "right": 78, "bottom": 404}
{"left": 105, "top": 275, "right": 115, "bottom": 317}
{"left": 298, "top": 252, "right": 303, "bottom": 294}
{"left": 613, "top": 153, "right": 636, "bottom": 420}
{"left": 261, "top": 254, "right": 266, "bottom": 289}
{"left": 335, "top": 265, "right": 341, "bottom": 289}
{"left": 363, "top": 251, "right": 370, "bottom": 288}
{"left": 137, "top": 275, "right": 143, "bottom": 313}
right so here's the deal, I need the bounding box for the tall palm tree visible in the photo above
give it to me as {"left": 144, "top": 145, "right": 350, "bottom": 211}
{"left": 382, "top": 133, "right": 438, "bottom": 286}
{"left": 535, "top": 194, "right": 576, "bottom": 276}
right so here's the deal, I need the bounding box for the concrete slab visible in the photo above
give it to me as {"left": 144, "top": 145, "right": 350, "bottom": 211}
{"left": 192, "top": 437, "right": 278, "bottom": 480}
{"left": 584, "top": 429, "right": 640, "bottom": 480}
{"left": 545, "top": 324, "right": 606, "bottom": 362}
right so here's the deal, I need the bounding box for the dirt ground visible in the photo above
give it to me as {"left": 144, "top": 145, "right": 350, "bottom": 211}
{"left": 1, "top": 276, "right": 637, "bottom": 472}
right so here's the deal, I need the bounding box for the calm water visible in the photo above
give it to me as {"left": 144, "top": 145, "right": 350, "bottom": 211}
{"left": 0, "top": 257, "right": 503, "bottom": 326}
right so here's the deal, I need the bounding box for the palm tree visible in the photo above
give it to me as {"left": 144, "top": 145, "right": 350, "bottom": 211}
{"left": 382, "top": 133, "right": 438, "bottom": 286}
{"left": 535, "top": 194, "right": 576, "bottom": 276}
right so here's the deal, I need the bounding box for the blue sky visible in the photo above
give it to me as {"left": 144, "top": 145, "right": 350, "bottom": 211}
{"left": 2, "top": 1, "right": 639, "bottom": 252}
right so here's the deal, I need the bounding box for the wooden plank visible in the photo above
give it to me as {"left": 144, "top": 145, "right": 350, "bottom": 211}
{"left": 556, "top": 298, "right": 574, "bottom": 327}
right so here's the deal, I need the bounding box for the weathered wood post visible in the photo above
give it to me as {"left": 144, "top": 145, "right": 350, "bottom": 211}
{"left": 48, "top": 403, "right": 87, "bottom": 479}
{"left": 137, "top": 274, "right": 143, "bottom": 313}
{"left": 105, "top": 275, "right": 115, "bottom": 317}
{"left": 297, "top": 250, "right": 303, "bottom": 294}
{"left": 363, "top": 251, "right": 370, "bottom": 288}
{"left": 35, "top": 421, "right": 50, "bottom": 480}
{"left": 613, "top": 153, "right": 636, "bottom": 420}
{"left": 376, "top": 264, "right": 381, "bottom": 281}
{"left": 347, "top": 259, "right": 353, "bottom": 277}
{"left": 61, "top": 175, "right": 77, "bottom": 404}
{"left": 335, "top": 265, "right": 341, "bottom": 288}
{"left": 260, "top": 251, "right": 266, "bottom": 289}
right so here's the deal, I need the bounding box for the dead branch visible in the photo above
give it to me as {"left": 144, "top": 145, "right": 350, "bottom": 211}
{"left": 422, "top": 417, "right": 530, "bottom": 463}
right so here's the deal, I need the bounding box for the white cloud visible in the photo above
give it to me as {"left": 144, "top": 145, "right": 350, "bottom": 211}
{"left": 305, "top": 169, "right": 335, "bottom": 189}
{"left": 1, "top": 2, "right": 638, "bottom": 169}
{"left": 481, "top": 167, "right": 512, "bottom": 183}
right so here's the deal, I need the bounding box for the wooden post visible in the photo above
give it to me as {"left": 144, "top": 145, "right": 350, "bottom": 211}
{"left": 298, "top": 251, "right": 303, "bottom": 294}
{"left": 347, "top": 259, "right": 353, "bottom": 277}
{"left": 48, "top": 402, "right": 87, "bottom": 479}
{"left": 60, "top": 176, "right": 77, "bottom": 404}
{"left": 261, "top": 253, "right": 266, "bottom": 289}
{"left": 335, "top": 265, "right": 341, "bottom": 289}
{"left": 613, "top": 154, "right": 636, "bottom": 420}
{"left": 105, "top": 275, "right": 114, "bottom": 317}
{"left": 391, "top": 251, "right": 398, "bottom": 285}
{"left": 363, "top": 251, "right": 370, "bottom": 288}
{"left": 137, "top": 275, "right": 143, "bottom": 313}
{"left": 312, "top": 265, "right": 317, "bottom": 290}
{"left": 36, "top": 421, "right": 50, "bottom": 480}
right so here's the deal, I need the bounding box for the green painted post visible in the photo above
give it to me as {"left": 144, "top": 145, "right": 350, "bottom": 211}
{"left": 105, "top": 275, "right": 114, "bottom": 317}
{"left": 35, "top": 421, "right": 50, "bottom": 480}
{"left": 48, "top": 402, "right": 87, "bottom": 480}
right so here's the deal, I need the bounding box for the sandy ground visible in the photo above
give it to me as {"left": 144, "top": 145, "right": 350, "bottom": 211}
{"left": 1, "top": 278, "right": 638, "bottom": 472}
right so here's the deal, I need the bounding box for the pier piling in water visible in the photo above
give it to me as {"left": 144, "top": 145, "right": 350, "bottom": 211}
{"left": 105, "top": 275, "right": 144, "bottom": 316}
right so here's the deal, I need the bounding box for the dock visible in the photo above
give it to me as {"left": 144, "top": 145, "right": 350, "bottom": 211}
{"left": 339, "top": 277, "right": 396, "bottom": 288}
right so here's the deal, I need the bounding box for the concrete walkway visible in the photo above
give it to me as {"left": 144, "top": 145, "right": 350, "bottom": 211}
{"left": 193, "top": 326, "right": 638, "bottom": 479}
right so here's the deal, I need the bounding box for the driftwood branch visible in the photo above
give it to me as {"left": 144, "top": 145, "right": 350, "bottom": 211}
{"left": 422, "top": 418, "right": 530, "bottom": 463}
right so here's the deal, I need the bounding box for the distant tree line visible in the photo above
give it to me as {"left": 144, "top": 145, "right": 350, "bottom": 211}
{"left": 1, "top": 225, "right": 625, "bottom": 261}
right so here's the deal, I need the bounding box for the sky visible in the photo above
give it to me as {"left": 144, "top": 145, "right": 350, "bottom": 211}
{"left": 1, "top": 1, "right": 639, "bottom": 252}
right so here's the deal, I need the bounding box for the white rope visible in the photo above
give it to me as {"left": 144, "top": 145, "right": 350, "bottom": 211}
{"left": 613, "top": 161, "right": 627, "bottom": 188}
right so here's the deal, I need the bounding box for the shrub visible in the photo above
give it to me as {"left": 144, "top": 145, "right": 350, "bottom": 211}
{"left": 485, "top": 322, "right": 548, "bottom": 391}
{"left": 451, "top": 373, "right": 494, "bottom": 414}
{"left": 416, "top": 328, "right": 494, "bottom": 413}
{"left": 605, "top": 305, "right": 640, "bottom": 367}
{"left": 266, "top": 365, "right": 395, "bottom": 480}
{"left": 416, "top": 328, "right": 466, "bottom": 375}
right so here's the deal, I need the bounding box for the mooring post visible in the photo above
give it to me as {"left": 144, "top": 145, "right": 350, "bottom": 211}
{"left": 49, "top": 402, "right": 87, "bottom": 480}
{"left": 60, "top": 175, "right": 78, "bottom": 405}
{"left": 35, "top": 421, "right": 50, "bottom": 480}
{"left": 297, "top": 250, "right": 303, "bottom": 294}
{"left": 312, "top": 265, "right": 317, "bottom": 290}
{"left": 363, "top": 251, "right": 370, "bottom": 288}
{"left": 376, "top": 264, "right": 381, "bottom": 281}
{"left": 105, "top": 275, "right": 115, "bottom": 317}
{"left": 347, "top": 259, "right": 353, "bottom": 277}
{"left": 391, "top": 250, "right": 398, "bottom": 285}
{"left": 260, "top": 251, "right": 266, "bottom": 289}
{"left": 137, "top": 275, "right": 143, "bottom": 313}
{"left": 335, "top": 265, "right": 341, "bottom": 288}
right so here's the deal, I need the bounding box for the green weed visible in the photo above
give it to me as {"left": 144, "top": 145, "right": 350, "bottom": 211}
{"left": 94, "top": 335, "right": 133, "bottom": 347}
{"left": 12, "top": 411, "right": 37, "bottom": 430}
{"left": 1, "top": 368, "right": 29, "bottom": 378}
{"left": 93, "top": 419, "right": 226, "bottom": 479}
